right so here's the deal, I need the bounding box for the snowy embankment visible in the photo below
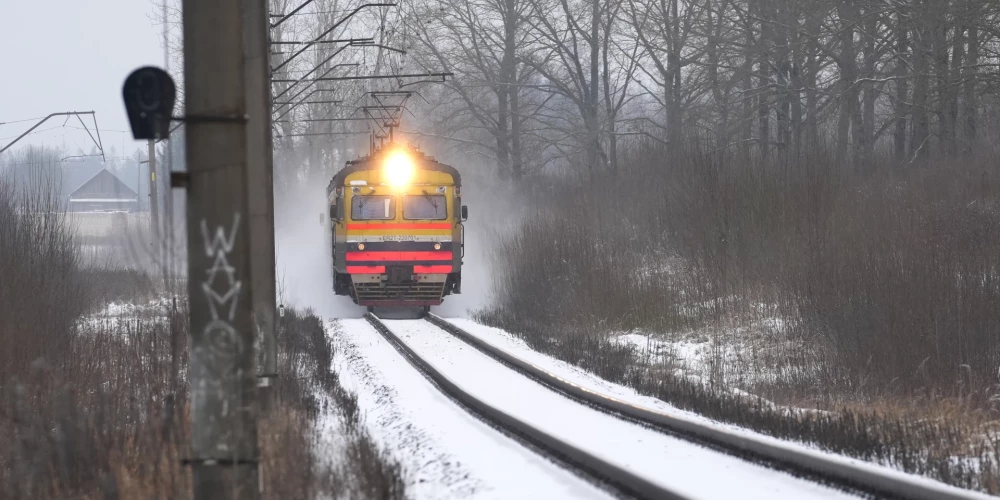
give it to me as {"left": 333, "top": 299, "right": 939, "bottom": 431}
{"left": 329, "top": 319, "right": 611, "bottom": 500}
{"left": 448, "top": 317, "right": 796, "bottom": 427}
{"left": 445, "top": 318, "right": 997, "bottom": 500}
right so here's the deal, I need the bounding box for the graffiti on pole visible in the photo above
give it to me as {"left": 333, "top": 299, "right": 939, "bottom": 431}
{"left": 200, "top": 213, "right": 243, "bottom": 375}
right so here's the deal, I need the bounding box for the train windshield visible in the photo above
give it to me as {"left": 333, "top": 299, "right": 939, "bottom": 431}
{"left": 403, "top": 194, "right": 447, "bottom": 220}
{"left": 352, "top": 195, "right": 395, "bottom": 220}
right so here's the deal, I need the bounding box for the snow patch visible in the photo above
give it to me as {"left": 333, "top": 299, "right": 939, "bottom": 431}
{"left": 77, "top": 296, "right": 173, "bottom": 333}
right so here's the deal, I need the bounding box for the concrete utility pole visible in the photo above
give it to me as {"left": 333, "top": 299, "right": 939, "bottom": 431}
{"left": 181, "top": 0, "right": 259, "bottom": 497}
{"left": 243, "top": 0, "right": 278, "bottom": 404}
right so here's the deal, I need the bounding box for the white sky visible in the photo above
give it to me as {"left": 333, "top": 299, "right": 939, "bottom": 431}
{"left": 0, "top": 0, "right": 164, "bottom": 158}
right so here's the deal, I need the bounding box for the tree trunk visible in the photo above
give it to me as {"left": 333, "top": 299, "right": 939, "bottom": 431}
{"left": 741, "top": 5, "right": 756, "bottom": 158}
{"left": 911, "top": 19, "right": 930, "bottom": 160}
{"left": 589, "top": 0, "right": 602, "bottom": 174}
{"left": 757, "top": 0, "right": 771, "bottom": 157}
{"left": 602, "top": 10, "right": 617, "bottom": 174}
{"left": 949, "top": 22, "right": 965, "bottom": 158}
{"left": 962, "top": 25, "right": 978, "bottom": 155}
{"left": 496, "top": 84, "right": 512, "bottom": 179}
{"left": 933, "top": 13, "right": 954, "bottom": 157}
{"left": 775, "top": 1, "right": 791, "bottom": 156}
{"left": 504, "top": 0, "right": 523, "bottom": 180}
{"left": 706, "top": 4, "right": 729, "bottom": 147}
{"left": 804, "top": 8, "right": 820, "bottom": 151}
{"left": 894, "top": 13, "right": 910, "bottom": 163}
{"left": 860, "top": 7, "right": 877, "bottom": 168}
{"left": 836, "top": 2, "right": 858, "bottom": 164}
{"left": 511, "top": 73, "right": 524, "bottom": 181}
{"left": 667, "top": 0, "right": 682, "bottom": 146}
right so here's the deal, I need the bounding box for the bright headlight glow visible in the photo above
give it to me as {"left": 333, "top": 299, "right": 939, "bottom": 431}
{"left": 384, "top": 150, "right": 415, "bottom": 188}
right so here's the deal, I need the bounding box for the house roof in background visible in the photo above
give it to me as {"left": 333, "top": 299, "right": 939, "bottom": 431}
{"left": 69, "top": 168, "right": 137, "bottom": 199}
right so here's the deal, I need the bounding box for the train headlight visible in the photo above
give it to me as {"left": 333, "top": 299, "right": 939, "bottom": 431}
{"left": 434, "top": 242, "right": 442, "bottom": 250}
{"left": 384, "top": 150, "right": 415, "bottom": 189}
{"left": 357, "top": 243, "right": 365, "bottom": 250}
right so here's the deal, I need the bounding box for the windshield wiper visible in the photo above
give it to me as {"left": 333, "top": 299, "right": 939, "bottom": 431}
{"left": 357, "top": 188, "right": 377, "bottom": 209}
{"left": 421, "top": 189, "right": 439, "bottom": 209}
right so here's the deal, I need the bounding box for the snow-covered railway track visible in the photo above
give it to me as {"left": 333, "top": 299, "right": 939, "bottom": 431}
{"left": 363, "top": 314, "right": 868, "bottom": 500}
{"left": 420, "top": 314, "right": 993, "bottom": 500}
{"left": 364, "top": 313, "right": 685, "bottom": 500}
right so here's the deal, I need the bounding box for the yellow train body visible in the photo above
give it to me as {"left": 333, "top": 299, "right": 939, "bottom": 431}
{"left": 326, "top": 146, "right": 465, "bottom": 309}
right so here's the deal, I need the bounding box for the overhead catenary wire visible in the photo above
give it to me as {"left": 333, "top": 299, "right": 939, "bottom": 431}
{"left": 0, "top": 115, "right": 51, "bottom": 127}
{"left": 270, "top": 3, "right": 397, "bottom": 74}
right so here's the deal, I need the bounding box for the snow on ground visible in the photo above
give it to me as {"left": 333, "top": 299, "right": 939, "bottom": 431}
{"left": 329, "top": 319, "right": 613, "bottom": 500}
{"left": 610, "top": 309, "right": 828, "bottom": 402}
{"left": 309, "top": 375, "right": 351, "bottom": 487}
{"left": 448, "top": 318, "right": 796, "bottom": 428}
{"left": 388, "top": 319, "right": 856, "bottom": 500}
{"left": 77, "top": 295, "right": 173, "bottom": 332}
{"left": 445, "top": 318, "right": 996, "bottom": 500}
{"left": 96, "top": 296, "right": 173, "bottom": 317}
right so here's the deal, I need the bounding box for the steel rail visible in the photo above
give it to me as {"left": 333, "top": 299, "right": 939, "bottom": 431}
{"left": 424, "top": 314, "right": 994, "bottom": 500}
{"left": 363, "top": 313, "right": 691, "bottom": 500}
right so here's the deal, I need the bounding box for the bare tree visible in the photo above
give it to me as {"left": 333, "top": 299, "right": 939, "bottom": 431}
{"left": 407, "top": 0, "right": 536, "bottom": 180}
{"left": 521, "top": 0, "right": 612, "bottom": 174}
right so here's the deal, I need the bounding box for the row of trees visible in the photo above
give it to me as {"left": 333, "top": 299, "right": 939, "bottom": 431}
{"left": 396, "top": 0, "right": 1000, "bottom": 178}
{"left": 258, "top": 0, "right": 1000, "bottom": 179}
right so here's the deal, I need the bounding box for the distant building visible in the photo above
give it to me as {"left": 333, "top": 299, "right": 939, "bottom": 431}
{"left": 67, "top": 168, "right": 139, "bottom": 212}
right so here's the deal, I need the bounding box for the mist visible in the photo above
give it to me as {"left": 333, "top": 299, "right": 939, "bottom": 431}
{"left": 274, "top": 166, "right": 364, "bottom": 319}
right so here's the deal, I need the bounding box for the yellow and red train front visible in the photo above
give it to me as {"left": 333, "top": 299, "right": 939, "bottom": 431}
{"left": 330, "top": 150, "right": 462, "bottom": 306}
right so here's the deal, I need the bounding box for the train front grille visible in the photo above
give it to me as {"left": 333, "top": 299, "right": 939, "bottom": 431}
{"left": 353, "top": 282, "right": 446, "bottom": 303}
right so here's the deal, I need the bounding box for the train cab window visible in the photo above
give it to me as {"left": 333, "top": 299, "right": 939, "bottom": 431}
{"left": 403, "top": 194, "right": 447, "bottom": 220}
{"left": 351, "top": 195, "right": 395, "bottom": 220}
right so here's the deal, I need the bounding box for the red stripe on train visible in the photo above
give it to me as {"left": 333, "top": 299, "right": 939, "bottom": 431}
{"left": 346, "top": 223, "right": 452, "bottom": 230}
{"left": 346, "top": 251, "right": 453, "bottom": 261}
{"left": 346, "top": 266, "right": 385, "bottom": 274}
{"left": 413, "top": 265, "right": 453, "bottom": 273}
{"left": 345, "top": 265, "right": 454, "bottom": 274}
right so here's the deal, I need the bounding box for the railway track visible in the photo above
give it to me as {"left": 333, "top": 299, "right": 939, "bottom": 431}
{"left": 365, "top": 313, "right": 992, "bottom": 500}
{"left": 364, "top": 313, "right": 688, "bottom": 500}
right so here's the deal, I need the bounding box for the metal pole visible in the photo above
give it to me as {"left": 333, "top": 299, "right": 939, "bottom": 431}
{"left": 244, "top": 0, "right": 278, "bottom": 408}
{"left": 148, "top": 139, "right": 159, "bottom": 233}
{"left": 0, "top": 111, "right": 99, "bottom": 154}
{"left": 181, "top": 0, "right": 259, "bottom": 497}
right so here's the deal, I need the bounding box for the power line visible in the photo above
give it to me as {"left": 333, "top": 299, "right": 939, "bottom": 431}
{"left": 0, "top": 115, "right": 51, "bottom": 127}
{"left": 0, "top": 125, "right": 64, "bottom": 141}
{"left": 272, "top": 72, "right": 451, "bottom": 83}
{"left": 270, "top": 7, "right": 359, "bottom": 18}
{"left": 0, "top": 155, "right": 140, "bottom": 167}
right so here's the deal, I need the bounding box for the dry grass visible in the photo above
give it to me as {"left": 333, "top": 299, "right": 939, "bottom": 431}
{"left": 0, "top": 157, "right": 405, "bottom": 499}
{"left": 275, "top": 308, "right": 406, "bottom": 500}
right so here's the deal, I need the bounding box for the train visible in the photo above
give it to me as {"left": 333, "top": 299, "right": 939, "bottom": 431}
{"left": 325, "top": 143, "right": 467, "bottom": 314}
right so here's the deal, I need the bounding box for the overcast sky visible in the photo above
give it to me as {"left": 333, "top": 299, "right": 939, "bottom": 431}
{"left": 0, "top": 0, "right": 164, "bottom": 159}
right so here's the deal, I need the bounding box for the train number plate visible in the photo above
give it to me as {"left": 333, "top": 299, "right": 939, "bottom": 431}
{"left": 381, "top": 235, "right": 417, "bottom": 241}
{"left": 388, "top": 265, "right": 413, "bottom": 284}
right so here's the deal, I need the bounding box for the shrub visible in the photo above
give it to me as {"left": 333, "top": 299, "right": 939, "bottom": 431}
{"left": 478, "top": 145, "right": 1000, "bottom": 493}
{"left": 485, "top": 145, "right": 1000, "bottom": 400}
